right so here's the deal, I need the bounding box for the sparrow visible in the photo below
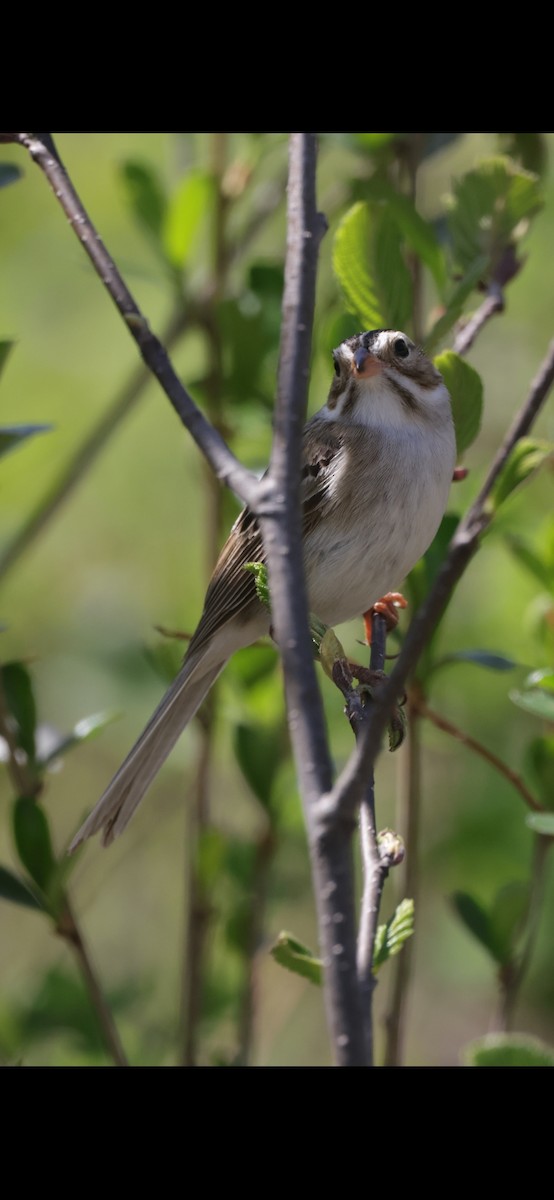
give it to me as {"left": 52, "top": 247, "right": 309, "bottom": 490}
{"left": 69, "top": 329, "right": 456, "bottom": 851}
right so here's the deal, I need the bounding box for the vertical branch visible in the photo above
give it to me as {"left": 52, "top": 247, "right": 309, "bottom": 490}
{"left": 179, "top": 134, "right": 229, "bottom": 1067}
{"left": 356, "top": 614, "right": 388, "bottom": 1066}
{"left": 496, "top": 835, "right": 551, "bottom": 1032}
{"left": 384, "top": 687, "right": 421, "bottom": 1066}
{"left": 261, "top": 134, "right": 368, "bottom": 1065}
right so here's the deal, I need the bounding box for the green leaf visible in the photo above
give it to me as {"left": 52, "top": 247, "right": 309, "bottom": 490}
{"left": 434, "top": 351, "right": 483, "bottom": 456}
{"left": 524, "top": 736, "right": 554, "bottom": 808}
{"left": 227, "top": 644, "right": 277, "bottom": 689}
{"left": 270, "top": 932, "right": 322, "bottom": 986}
{"left": 452, "top": 891, "right": 498, "bottom": 961}
{"left": 526, "top": 668, "right": 554, "bottom": 691}
{"left": 233, "top": 722, "right": 282, "bottom": 810}
{"left": 526, "top": 812, "right": 554, "bottom": 837}
{"left": 353, "top": 133, "right": 399, "bottom": 152}
{"left": 406, "top": 513, "right": 460, "bottom": 611}
{"left": 0, "top": 423, "right": 52, "bottom": 462}
{"left": 333, "top": 202, "right": 384, "bottom": 329}
{"left": 366, "top": 178, "right": 447, "bottom": 293}
{"left": 0, "top": 164, "right": 22, "bottom": 188}
{"left": 445, "top": 157, "right": 543, "bottom": 278}
{"left": 119, "top": 160, "right": 167, "bottom": 249}
{"left": 489, "top": 438, "right": 553, "bottom": 513}
{"left": 509, "top": 686, "right": 554, "bottom": 722}
{"left": 489, "top": 882, "right": 529, "bottom": 965}
{"left": 1, "top": 661, "right": 36, "bottom": 762}
{"left": 505, "top": 533, "right": 554, "bottom": 592}
{"left": 12, "top": 797, "right": 56, "bottom": 893}
{"left": 37, "top": 710, "right": 119, "bottom": 768}
{"left": 433, "top": 650, "right": 518, "bottom": 674}
{"left": 498, "top": 134, "right": 548, "bottom": 178}
{"left": 425, "top": 257, "right": 488, "bottom": 353}
{"left": 463, "top": 1033, "right": 554, "bottom": 1067}
{"left": 373, "top": 898, "right": 414, "bottom": 973}
{"left": 244, "top": 561, "right": 270, "bottom": 609}
{"left": 162, "top": 171, "right": 212, "bottom": 270}
{"left": 373, "top": 206, "right": 413, "bottom": 331}
{"left": 0, "top": 864, "right": 45, "bottom": 911}
{"left": 0, "top": 340, "right": 14, "bottom": 379}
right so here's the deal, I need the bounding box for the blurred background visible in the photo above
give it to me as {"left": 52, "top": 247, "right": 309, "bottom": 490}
{"left": 0, "top": 132, "right": 553, "bottom": 1066}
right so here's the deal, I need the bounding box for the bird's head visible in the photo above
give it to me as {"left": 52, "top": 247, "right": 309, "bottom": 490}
{"left": 324, "top": 329, "right": 451, "bottom": 431}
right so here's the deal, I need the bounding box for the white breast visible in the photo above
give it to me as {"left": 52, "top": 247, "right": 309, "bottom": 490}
{"left": 304, "top": 420, "right": 455, "bottom": 628}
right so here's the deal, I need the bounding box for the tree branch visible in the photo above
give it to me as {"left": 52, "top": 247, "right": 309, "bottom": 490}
{"left": 13, "top": 133, "right": 258, "bottom": 509}
{"left": 258, "top": 134, "right": 368, "bottom": 1065}
{"left": 414, "top": 694, "right": 542, "bottom": 813}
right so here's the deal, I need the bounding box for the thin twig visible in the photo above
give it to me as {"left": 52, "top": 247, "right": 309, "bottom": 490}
{"left": 384, "top": 691, "right": 421, "bottom": 1067}
{"left": 414, "top": 694, "right": 542, "bottom": 813}
{"left": 0, "top": 667, "right": 127, "bottom": 1065}
{"left": 235, "top": 825, "right": 276, "bottom": 1066}
{"left": 13, "top": 133, "right": 258, "bottom": 509}
{"left": 56, "top": 898, "right": 128, "bottom": 1066}
{"left": 356, "top": 614, "right": 388, "bottom": 1066}
{"left": 179, "top": 134, "right": 228, "bottom": 1068}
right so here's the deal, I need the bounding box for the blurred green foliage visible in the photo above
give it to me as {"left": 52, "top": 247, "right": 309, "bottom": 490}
{"left": 0, "top": 133, "right": 553, "bottom": 1066}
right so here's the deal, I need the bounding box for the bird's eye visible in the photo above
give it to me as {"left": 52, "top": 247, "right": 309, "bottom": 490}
{"left": 333, "top": 355, "right": 340, "bottom": 377}
{"left": 393, "top": 337, "right": 409, "bottom": 358}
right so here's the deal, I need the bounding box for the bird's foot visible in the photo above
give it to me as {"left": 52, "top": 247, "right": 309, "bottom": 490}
{"left": 363, "top": 592, "right": 408, "bottom": 644}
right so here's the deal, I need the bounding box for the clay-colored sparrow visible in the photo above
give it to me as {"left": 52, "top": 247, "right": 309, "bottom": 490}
{"left": 70, "top": 329, "right": 455, "bottom": 850}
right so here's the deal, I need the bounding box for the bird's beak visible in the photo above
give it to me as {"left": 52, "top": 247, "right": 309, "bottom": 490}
{"left": 353, "top": 346, "right": 384, "bottom": 379}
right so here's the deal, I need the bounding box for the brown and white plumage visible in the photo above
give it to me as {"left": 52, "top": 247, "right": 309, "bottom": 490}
{"left": 69, "top": 329, "right": 455, "bottom": 850}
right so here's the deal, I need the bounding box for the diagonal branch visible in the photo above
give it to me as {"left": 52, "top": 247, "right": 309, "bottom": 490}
{"left": 13, "top": 132, "right": 258, "bottom": 509}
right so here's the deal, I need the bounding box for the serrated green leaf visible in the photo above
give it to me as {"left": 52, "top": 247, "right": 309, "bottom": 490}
{"left": 445, "top": 157, "right": 543, "bottom": 278}
{"left": 489, "top": 882, "right": 529, "bottom": 965}
{"left": 119, "top": 159, "right": 167, "bottom": 249}
{"left": 489, "top": 438, "right": 553, "bottom": 513}
{"left": 424, "top": 257, "right": 488, "bottom": 353}
{"left": 37, "top": 709, "right": 119, "bottom": 768}
{"left": 524, "top": 736, "right": 554, "bottom": 809}
{"left": 0, "top": 423, "right": 52, "bottom": 462}
{"left": 463, "top": 1033, "right": 554, "bottom": 1067}
{"left": 162, "top": 171, "right": 212, "bottom": 270}
{"left": 452, "top": 891, "right": 499, "bottom": 961}
{"left": 233, "top": 722, "right": 281, "bottom": 810}
{"left": 244, "top": 561, "right": 270, "bottom": 609}
{"left": 526, "top": 812, "right": 554, "bottom": 836}
{"left": 1, "top": 661, "right": 36, "bottom": 762}
{"left": 509, "top": 687, "right": 554, "bottom": 722}
{"left": 333, "top": 202, "right": 384, "bottom": 329}
{"left": 12, "top": 797, "right": 56, "bottom": 893}
{"left": 270, "top": 932, "right": 322, "bottom": 986}
{"left": 434, "top": 351, "right": 483, "bottom": 456}
{"left": 373, "top": 897, "right": 414, "bottom": 973}
{"left": 366, "top": 178, "right": 447, "bottom": 293}
{"left": 0, "top": 864, "right": 45, "bottom": 911}
{"left": 0, "top": 164, "right": 22, "bottom": 188}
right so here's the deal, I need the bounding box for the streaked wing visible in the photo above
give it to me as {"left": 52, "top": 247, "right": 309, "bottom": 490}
{"left": 188, "top": 418, "right": 345, "bottom": 655}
